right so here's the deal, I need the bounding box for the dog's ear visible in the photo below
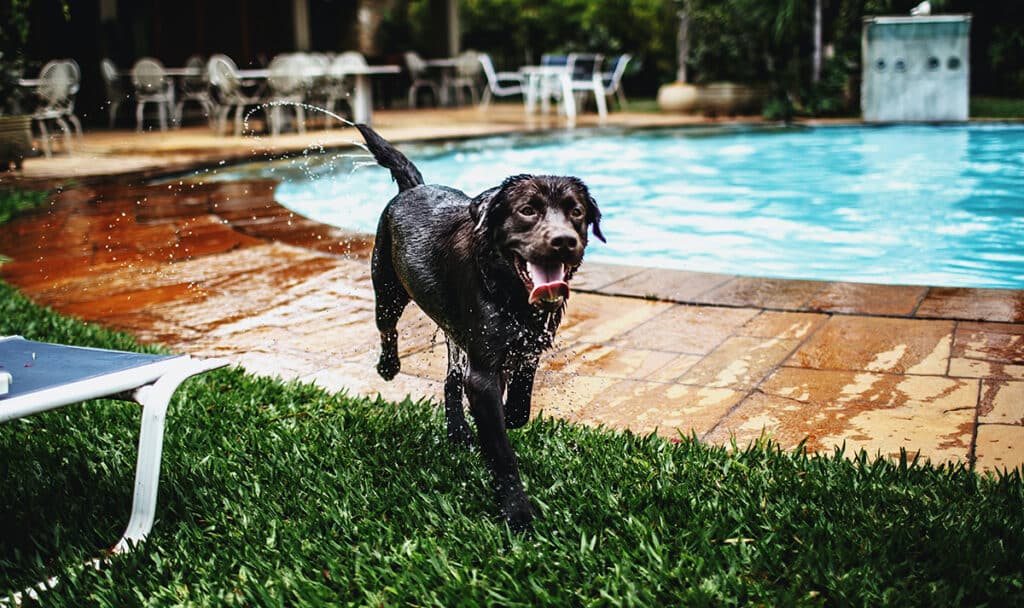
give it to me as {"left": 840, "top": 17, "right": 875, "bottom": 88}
{"left": 586, "top": 191, "right": 605, "bottom": 243}
{"left": 569, "top": 177, "right": 606, "bottom": 243}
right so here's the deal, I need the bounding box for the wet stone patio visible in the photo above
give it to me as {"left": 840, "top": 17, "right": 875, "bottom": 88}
{"left": 2, "top": 179, "right": 1021, "bottom": 473}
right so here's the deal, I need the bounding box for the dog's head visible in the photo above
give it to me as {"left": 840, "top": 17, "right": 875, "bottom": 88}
{"left": 471, "top": 174, "right": 604, "bottom": 310}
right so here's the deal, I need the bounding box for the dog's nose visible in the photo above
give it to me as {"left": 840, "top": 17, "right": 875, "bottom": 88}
{"left": 551, "top": 233, "right": 578, "bottom": 251}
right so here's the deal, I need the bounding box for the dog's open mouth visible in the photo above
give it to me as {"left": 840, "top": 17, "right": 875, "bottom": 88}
{"left": 515, "top": 257, "right": 570, "bottom": 307}
{"left": 516, "top": 255, "right": 573, "bottom": 305}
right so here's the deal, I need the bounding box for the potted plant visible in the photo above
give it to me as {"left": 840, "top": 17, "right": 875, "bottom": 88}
{"left": 0, "top": 50, "right": 34, "bottom": 171}
{"left": 657, "top": 0, "right": 700, "bottom": 113}
{"left": 0, "top": 0, "right": 68, "bottom": 170}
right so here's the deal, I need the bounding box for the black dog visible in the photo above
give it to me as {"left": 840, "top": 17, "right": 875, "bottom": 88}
{"left": 357, "top": 124, "right": 604, "bottom": 530}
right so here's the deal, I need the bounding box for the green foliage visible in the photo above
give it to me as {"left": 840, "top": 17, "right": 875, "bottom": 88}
{"left": 970, "top": 96, "right": 1024, "bottom": 119}
{"left": 0, "top": 187, "right": 46, "bottom": 225}
{"left": 0, "top": 0, "right": 70, "bottom": 115}
{"left": 402, "top": 0, "right": 674, "bottom": 95}
{"left": 1, "top": 278, "right": 1023, "bottom": 605}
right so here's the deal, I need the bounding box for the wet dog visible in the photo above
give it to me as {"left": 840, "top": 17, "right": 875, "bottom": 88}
{"left": 357, "top": 124, "right": 604, "bottom": 530}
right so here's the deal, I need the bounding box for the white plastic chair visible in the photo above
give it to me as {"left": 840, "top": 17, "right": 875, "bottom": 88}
{"left": 207, "top": 54, "right": 267, "bottom": 136}
{"left": 131, "top": 57, "right": 174, "bottom": 131}
{"left": 0, "top": 335, "right": 227, "bottom": 602}
{"left": 100, "top": 58, "right": 127, "bottom": 128}
{"left": 567, "top": 53, "right": 607, "bottom": 120}
{"left": 478, "top": 53, "right": 525, "bottom": 109}
{"left": 266, "top": 53, "right": 312, "bottom": 136}
{"left": 174, "top": 54, "right": 216, "bottom": 127}
{"left": 29, "top": 59, "right": 79, "bottom": 156}
{"left": 404, "top": 51, "right": 441, "bottom": 108}
{"left": 323, "top": 52, "right": 366, "bottom": 128}
{"left": 445, "top": 50, "right": 481, "bottom": 106}
{"left": 601, "top": 54, "right": 632, "bottom": 110}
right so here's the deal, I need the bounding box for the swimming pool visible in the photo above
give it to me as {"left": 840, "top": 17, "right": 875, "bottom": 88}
{"left": 207, "top": 124, "right": 1024, "bottom": 289}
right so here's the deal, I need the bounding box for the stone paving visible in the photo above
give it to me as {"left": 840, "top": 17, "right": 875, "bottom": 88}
{"left": 1, "top": 110, "right": 1021, "bottom": 473}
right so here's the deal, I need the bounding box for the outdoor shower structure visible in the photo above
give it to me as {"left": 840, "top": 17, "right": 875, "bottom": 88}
{"left": 861, "top": 15, "right": 971, "bottom": 122}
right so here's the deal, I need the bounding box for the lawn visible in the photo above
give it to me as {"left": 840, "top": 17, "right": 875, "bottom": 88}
{"left": 1, "top": 188, "right": 1023, "bottom": 606}
{"left": 1, "top": 284, "right": 1023, "bottom": 606}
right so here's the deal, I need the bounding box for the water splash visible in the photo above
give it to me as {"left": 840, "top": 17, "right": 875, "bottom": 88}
{"left": 242, "top": 101, "right": 369, "bottom": 151}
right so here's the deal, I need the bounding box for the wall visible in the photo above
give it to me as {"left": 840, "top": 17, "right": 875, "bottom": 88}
{"left": 861, "top": 15, "right": 971, "bottom": 122}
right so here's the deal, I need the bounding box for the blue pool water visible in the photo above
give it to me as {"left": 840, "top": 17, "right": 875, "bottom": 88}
{"left": 207, "top": 124, "right": 1024, "bottom": 289}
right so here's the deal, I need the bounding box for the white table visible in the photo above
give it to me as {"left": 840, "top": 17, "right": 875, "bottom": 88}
{"left": 237, "top": 64, "right": 400, "bottom": 125}
{"left": 520, "top": 65, "right": 607, "bottom": 125}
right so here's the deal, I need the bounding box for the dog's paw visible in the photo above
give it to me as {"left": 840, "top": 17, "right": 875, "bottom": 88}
{"left": 376, "top": 354, "right": 400, "bottom": 380}
{"left": 502, "top": 496, "right": 535, "bottom": 533}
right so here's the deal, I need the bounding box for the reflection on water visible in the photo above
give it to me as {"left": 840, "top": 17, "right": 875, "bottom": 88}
{"left": 198, "top": 124, "right": 1024, "bottom": 289}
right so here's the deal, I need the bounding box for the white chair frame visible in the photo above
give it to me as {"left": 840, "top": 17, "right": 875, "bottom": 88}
{"left": 0, "top": 336, "right": 227, "bottom": 603}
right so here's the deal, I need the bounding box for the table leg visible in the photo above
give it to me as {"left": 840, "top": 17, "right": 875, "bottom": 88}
{"left": 592, "top": 74, "right": 608, "bottom": 121}
{"left": 559, "top": 74, "right": 576, "bottom": 125}
{"left": 351, "top": 74, "right": 372, "bottom": 125}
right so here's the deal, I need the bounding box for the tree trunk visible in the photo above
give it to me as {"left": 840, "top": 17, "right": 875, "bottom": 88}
{"left": 812, "top": 0, "right": 822, "bottom": 83}
{"left": 676, "top": 2, "right": 691, "bottom": 83}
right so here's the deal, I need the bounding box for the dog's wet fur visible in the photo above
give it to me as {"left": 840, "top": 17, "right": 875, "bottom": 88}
{"left": 357, "top": 124, "right": 604, "bottom": 531}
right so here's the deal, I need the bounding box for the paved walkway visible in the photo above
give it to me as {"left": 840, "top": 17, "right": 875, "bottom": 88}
{"left": 1, "top": 109, "right": 1021, "bottom": 473}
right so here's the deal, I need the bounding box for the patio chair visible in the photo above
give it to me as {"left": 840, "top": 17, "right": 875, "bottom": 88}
{"left": 61, "top": 58, "right": 84, "bottom": 138}
{"left": 266, "top": 53, "right": 313, "bottom": 136}
{"left": 567, "top": 52, "right": 607, "bottom": 119}
{"left": 478, "top": 53, "right": 524, "bottom": 109}
{"left": 404, "top": 51, "right": 440, "bottom": 108}
{"left": 0, "top": 335, "right": 227, "bottom": 602}
{"left": 540, "top": 54, "right": 569, "bottom": 67}
{"left": 174, "top": 54, "right": 216, "bottom": 127}
{"left": 323, "top": 51, "right": 368, "bottom": 128}
{"left": 207, "top": 54, "right": 268, "bottom": 136}
{"left": 601, "top": 54, "right": 632, "bottom": 110}
{"left": 100, "top": 58, "right": 127, "bottom": 128}
{"left": 29, "top": 59, "right": 79, "bottom": 156}
{"left": 446, "top": 50, "right": 481, "bottom": 106}
{"left": 131, "top": 57, "right": 174, "bottom": 132}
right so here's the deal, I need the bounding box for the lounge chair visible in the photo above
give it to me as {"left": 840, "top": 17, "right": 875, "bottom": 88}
{"left": 0, "top": 335, "right": 226, "bottom": 601}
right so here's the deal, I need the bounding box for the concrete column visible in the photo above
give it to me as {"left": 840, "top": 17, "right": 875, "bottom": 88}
{"left": 293, "top": 0, "right": 311, "bottom": 51}
{"left": 447, "top": 0, "right": 460, "bottom": 56}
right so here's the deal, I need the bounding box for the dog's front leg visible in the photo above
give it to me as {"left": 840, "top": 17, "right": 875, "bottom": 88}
{"left": 464, "top": 364, "right": 534, "bottom": 531}
{"left": 504, "top": 360, "right": 537, "bottom": 429}
{"left": 444, "top": 340, "right": 474, "bottom": 445}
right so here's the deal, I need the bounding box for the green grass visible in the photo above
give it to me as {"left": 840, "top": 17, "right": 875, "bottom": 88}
{"left": 971, "top": 96, "right": 1024, "bottom": 119}
{"left": 1, "top": 281, "right": 1023, "bottom": 606}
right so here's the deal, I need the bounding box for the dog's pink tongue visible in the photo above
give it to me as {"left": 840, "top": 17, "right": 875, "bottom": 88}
{"left": 527, "top": 262, "right": 569, "bottom": 305}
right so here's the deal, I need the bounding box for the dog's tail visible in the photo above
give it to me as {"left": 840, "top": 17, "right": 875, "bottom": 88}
{"left": 356, "top": 124, "right": 424, "bottom": 192}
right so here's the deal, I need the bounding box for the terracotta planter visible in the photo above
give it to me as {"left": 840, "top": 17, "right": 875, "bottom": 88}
{"left": 657, "top": 82, "right": 700, "bottom": 113}
{"left": 0, "top": 115, "right": 32, "bottom": 171}
{"left": 696, "top": 82, "right": 767, "bottom": 116}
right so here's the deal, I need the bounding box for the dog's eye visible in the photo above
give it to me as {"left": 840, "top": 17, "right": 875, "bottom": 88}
{"left": 518, "top": 205, "right": 537, "bottom": 217}
{"left": 569, "top": 206, "right": 585, "bottom": 219}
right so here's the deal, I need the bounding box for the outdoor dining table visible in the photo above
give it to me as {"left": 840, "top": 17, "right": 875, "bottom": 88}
{"left": 423, "top": 57, "right": 460, "bottom": 106}
{"left": 520, "top": 64, "right": 608, "bottom": 125}
{"left": 520, "top": 65, "right": 577, "bottom": 121}
{"left": 237, "top": 64, "right": 400, "bottom": 125}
